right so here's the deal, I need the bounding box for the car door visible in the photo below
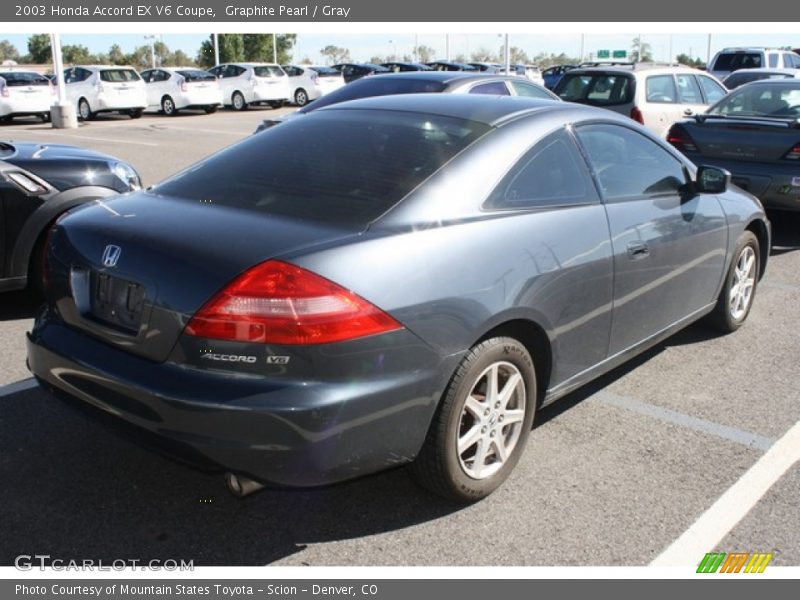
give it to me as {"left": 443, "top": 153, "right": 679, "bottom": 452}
{"left": 574, "top": 122, "right": 728, "bottom": 354}
{"left": 642, "top": 74, "right": 681, "bottom": 136}
{"left": 696, "top": 74, "right": 727, "bottom": 106}
{"left": 140, "top": 69, "right": 159, "bottom": 108}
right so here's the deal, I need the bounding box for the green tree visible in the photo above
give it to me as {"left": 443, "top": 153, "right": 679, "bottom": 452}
{"left": 169, "top": 49, "right": 194, "bottom": 67}
{"left": 62, "top": 44, "right": 92, "bottom": 65}
{"left": 319, "top": 45, "right": 351, "bottom": 65}
{"left": 27, "top": 34, "right": 51, "bottom": 63}
{"left": 631, "top": 36, "right": 653, "bottom": 62}
{"left": 125, "top": 45, "right": 154, "bottom": 69}
{"left": 196, "top": 34, "right": 246, "bottom": 68}
{"left": 242, "top": 34, "right": 296, "bottom": 64}
{"left": 471, "top": 47, "right": 495, "bottom": 62}
{"left": 676, "top": 53, "right": 704, "bottom": 68}
{"left": 108, "top": 44, "right": 126, "bottom": 65}
{"left": 0, "top": 40, "right": 20, "bottom": 62}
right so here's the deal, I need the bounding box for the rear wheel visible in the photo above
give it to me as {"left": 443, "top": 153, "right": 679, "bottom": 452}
{"left": 161, "top": 96, "right": 178, "bottom": 116}
{"left": 231, "top": 91, "right": 247, "bottom": 111}
{"left": 294, "top": 88, "right": 309, "bottom": 106}
{"left": 409, "top": 337, "right": 536, "bottom": 502}
{"left": 78, "top": 98, "right": 94, "bottom": 121}
{"left": 707, "top": 230, "right": 760, "bottom": 333}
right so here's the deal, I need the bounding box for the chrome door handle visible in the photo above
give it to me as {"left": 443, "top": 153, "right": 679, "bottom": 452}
{"left": 627, "top": 242, "right": 650, "bottom": 260}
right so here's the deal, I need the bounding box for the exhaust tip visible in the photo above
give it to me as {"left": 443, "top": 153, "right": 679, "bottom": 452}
{"left": 225, "top": 472, "right": 265, "bottom": 498}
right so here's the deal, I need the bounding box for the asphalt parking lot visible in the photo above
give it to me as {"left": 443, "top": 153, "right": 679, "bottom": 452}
{"left": 0, "top": 108, "right": 798, "bottom": 567}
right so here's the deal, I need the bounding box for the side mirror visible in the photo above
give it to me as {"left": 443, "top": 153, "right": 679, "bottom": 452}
{"left": 696, "top": 165, "right": 731, "bottom": 194}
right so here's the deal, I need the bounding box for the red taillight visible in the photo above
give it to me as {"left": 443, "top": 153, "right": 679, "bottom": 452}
{"left": 784, "top": 143, "right": 800, "bottom": 161}
{"left": 667, "top": 126, "right": 698, "bottom": 153}
{"left": 630, "top": 106, "right": 644, "bottom": 124}
{"left": 185, "top": 260, "right": 403, "bottom": 345}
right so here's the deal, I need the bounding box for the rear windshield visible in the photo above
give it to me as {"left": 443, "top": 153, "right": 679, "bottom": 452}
{"left": 0, "top": 72, "right": 49, "bottom": 86}
{"left": 724, "top": 72, "right": 792, "bottom": 89}
{"left": 299, "top": 78, "right": 447, "bottom": 113}
{"left": 713, "top": 53, "right": 763, "bottom": 71}
{"left": 709, "top": 82, "right": 800, "bottom": 118}
{"left": 155, "top": 110, "right": 491, "bottom": 225}
{"left": 554, "top": 73, "right": 634, "bottom": 106}
{"left": 176, "top": 69, "right": 216, "bottom": 82}
{"left": 310, "top": 66, "right": 340, "bottom": 76}
{"left": 100, "top": 69, "right": 141, "bottom": 82}
{"left": 253, "top": 66, "right": 284, "bottom": 78}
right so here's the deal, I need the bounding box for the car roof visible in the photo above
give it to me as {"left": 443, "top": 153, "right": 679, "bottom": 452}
{"left": 734, "top": 78, "right": 800, "bottom": 88}
{"left": 314, "top": 92, "right": 578, "bottom": 127}
{"left": 724, "top": 68, "right": 799, "bottom": 76}
{"left": 365, "top": 71, "right": 537, "bottom": 85}
{"left": 74, "top": 65, "right": 138, "bottom": 70}
{"left": 567, "top": 64, "right": 703, "bottom": 76}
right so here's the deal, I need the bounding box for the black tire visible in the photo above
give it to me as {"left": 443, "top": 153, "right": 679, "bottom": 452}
{"left": 231, "top": 91, "right": 247, "bottom": 111}
{"left": 128, "top": 108, "right": 143, "bottom": 119}
{"left": 0, "top": 115, "right": 12, "bottom": 124}
{"left": 78, "top": 98, "right": 94, "bottom": 121}
{"left": 409, "top": 336, "right": 536, "bottom": 502}
{"left": 39, "top": 112, "right": 51, "bottom": 123}
{"left": 268, "top": 100, "right": 284, "bottom": 109}
{"left": 707, "top": 230, "right": 760, "bottom": 333}
{"left": 294, "top": 88, "right": 309, "bottom": 106}
{"left": 203, "top": 105, "right": 218, "bottom": 114}
{"left": 161, "top": 96, "right": 178, "bottom": 116}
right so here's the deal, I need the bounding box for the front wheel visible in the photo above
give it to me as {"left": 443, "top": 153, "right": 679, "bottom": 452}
{"left": 267, "top": 100, "right": 284, "bottom": 109}
{"left": 78, "top": 98, "right": 94, "bottom": 121}
{"left": 161, "top": 96, "right": 178, "bottom": 116}
{"left": 707, "top": 230, "right": 760, "bottom": 333}
{"left": 294, "top": 89, "right": 309, "bottom": 106}
{"left": 128, "top": 108, "right": 143, "bottom": 119}
{"left": 203, "top": 105, "right": 218, "bottom": 114}
{"left": 409, "top": 337, "right": 536, "bottom": 502}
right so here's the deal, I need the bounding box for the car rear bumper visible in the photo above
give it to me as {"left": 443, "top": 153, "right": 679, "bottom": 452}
{"left": 95, "top": 93, "right": 147, "bottom": 112}
{"left": 178, "top": 89, "right": 223, "bottom": 108}
{"left": 0, "top": 95, "right": 53, "bottom": 115}
{"left": 27, "top": 318, "right": 449, "bottom": 487}
{"left": 686, "top": 154, "right": 800, "bottom": 211}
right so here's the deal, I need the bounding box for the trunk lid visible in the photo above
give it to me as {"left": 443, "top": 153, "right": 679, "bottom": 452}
{"left": 683, "top": 116, "right": 800, "bottom": 163}
{"left": 48, "top": 192, "right": 359, "bottom": 362}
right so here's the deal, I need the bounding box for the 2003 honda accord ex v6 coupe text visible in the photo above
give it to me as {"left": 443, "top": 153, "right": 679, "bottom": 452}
{"left": 27, "top": 94, "right": 770, "bottom": 502}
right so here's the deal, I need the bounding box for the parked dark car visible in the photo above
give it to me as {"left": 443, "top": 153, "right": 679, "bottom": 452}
{"left": 426, "top": 61, "right": 478, "bottom": 72}
{"left": 722, "top": 68, "right": 800, "bottom": 90}
{"left": 254, "top": 71, "right": 559, "bottom": 132}
{"left": 542, "top": 64, "right": 578, "bottom": 89}
{"left": 29, "top": 95, "right": 769, "bottom": 502}
{"left": 380, "top": 62, "right": 433, "bottom": 72}
{"left": 0, "top": 141, "right": 141, "bottom": 293}
{"left": 331, "top": 63, "right": 390, "bottom": 83}
{"left": 667, "top": 79, "right": 800, "bottom": 212}
{"left": 468, "top": 62, "right": 501, "bottom": 73}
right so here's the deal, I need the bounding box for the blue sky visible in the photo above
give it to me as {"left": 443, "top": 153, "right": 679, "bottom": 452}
{"left": 1, "top": 32, "right": 798, "bottom": 63}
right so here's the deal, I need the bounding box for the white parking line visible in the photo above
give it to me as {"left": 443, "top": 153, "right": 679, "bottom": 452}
{"left": 595, "top": 391, "right": 775, "bottom": 450}
{"left": 651, "top": 420, "right": 800, "bottom": 566}
{"left": 0, "top": 378, "right": 38, "bottom": 397}
{"left": 14, "top": 131, "right": 159, "bottom": 147}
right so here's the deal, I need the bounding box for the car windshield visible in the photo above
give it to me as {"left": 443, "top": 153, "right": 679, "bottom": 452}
{"left": 253, "top": 66, "right": 284, "bottom": 78}
{"left": 176, "top": 69, "right": 216, "bottom": 82}
{"left": 0, "top": 71, "right": 49, "bottom": 86}
{"left": 155, "top": 109, "right": 491, "bottom": 226}
{"left": 708, "top": 83, "right": 800, "bottom": 118}
{"left": 554, "top": 73, "right": 634, "bottom": 106}
{"left": 100, "top": 69, "right": 141, "bottom": 82}
{"left": 298, "top": 78, "right": 448, "bottom": 113}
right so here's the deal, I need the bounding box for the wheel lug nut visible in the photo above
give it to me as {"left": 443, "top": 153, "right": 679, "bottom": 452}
{"left": 495, "top": 402, "right": 500, "bottom": 409}
{"left": 484, "top": 409, "right": 490, "bottom": 416}
{"left": 481, "top": 426, "right": 487, "bottom": 434}
{"left": 490, "top": 431, "right": 496, "bottom": 438}
{"left": 499, "top": 415, "right": 504, "bottom": 422}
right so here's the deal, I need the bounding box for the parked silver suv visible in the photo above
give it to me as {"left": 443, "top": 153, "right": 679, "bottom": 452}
{"left": 708, "top": 47, "right": 800, "bottom": 80}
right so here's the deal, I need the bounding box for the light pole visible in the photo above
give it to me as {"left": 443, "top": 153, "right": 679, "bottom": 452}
{"left": 144, "top": 35, "right": 156, "bottom": 68}
{"left": 213, "top": 33, "right": 220, "bottom": 66}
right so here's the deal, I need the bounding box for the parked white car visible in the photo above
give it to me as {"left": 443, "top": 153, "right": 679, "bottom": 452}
{"left": 140, "top": 67, "right": 222, "bottom": 115}
{"left": 63, "top": 65, "right": 147, "bottom": 120}
{"left": 708, "top": 47, "right": 800, "bottom": 80}
{"left": 281, "top": 65, "right": 345, "bottom": 106}
{"left": 207, "top": 63, "right": 290, "bottom": 110}
{"left": 554, "top": 64, "right": 728, "bottom": 137}
{"left": 0, "top": 70, "right": 55, "bottom": 122}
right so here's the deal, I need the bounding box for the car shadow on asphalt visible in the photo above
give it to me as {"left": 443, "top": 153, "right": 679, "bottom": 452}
{"left": 0, "top": 290, "right": 40, "bottom": 321}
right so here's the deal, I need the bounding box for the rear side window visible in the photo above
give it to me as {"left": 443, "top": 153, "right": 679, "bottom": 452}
{"left": 297, "top": 78, "right": 447, "bottom": 113}
{"left": 576, "top": 124, "right": 687, "bottom": 200}
{"left": 698, "top": 76, "right": 726, "bottom": 103}
{"left": 311, "top": 67, "right": 339, "bottom": 77}
{"left": 510, "top": 81, "right": 553, "bottom": 99}
{"left": 714, "top": 53, "right": 763, "bottom": 71}
{"left": 100, "top": 69, "right": 140, "bottom": 83}
{"left": 253, "top": 66, "right": 284, "bottom": 78}
{"left": 555, "top": 73, "right": 634, "bottom": 106}
{"left": 155, "top": 110, "right": 491, "bottom": 225}
{"left": 469, "top": 82, "right": 510, "bottom": 95}
{"left": 768, "top": 54, "right": 778, "bottom": 68}
{"left": 645, "top": 75, "right": 678, "bottom": 103}
{"left": 675, "top": 74, "right": 703, "bottom": 104}
{"left": 485, "top": 129, "right": 595, "bottom": 210}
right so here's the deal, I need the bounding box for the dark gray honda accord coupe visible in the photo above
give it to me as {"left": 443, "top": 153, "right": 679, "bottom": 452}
{"left": 27, "top": 94, "right": 770, "bottom": 502}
